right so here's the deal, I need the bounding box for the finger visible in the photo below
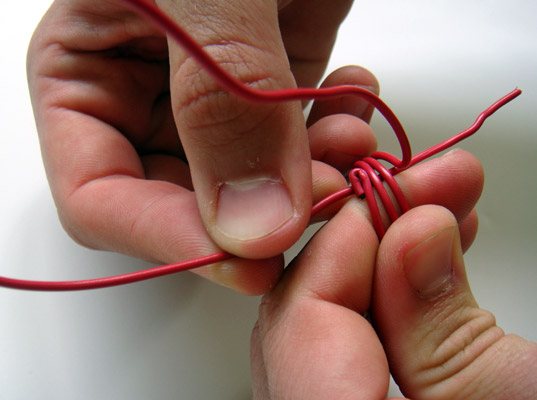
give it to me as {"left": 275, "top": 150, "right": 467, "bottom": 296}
{"left": 28, "top": 1, "right": 285, "bottom": 295}
{"left": 252, "top": 200, "right": 390, "bottom": 400}
{"left": 141, "top": 154, "right": 193, "bottom": 189}
{"left": 156, "top": 0, "right": 312, "bottom": 259}
{"left": 308, "top": 113, "right": 377, "bottom": 173}
{"left": 459, "top": 208, "right": 478, "bottom": 253}
{"left": 307, "top": 65, "right": 380, "bottom": 126}
{"left": 63, "top": 166, "right": 284, "bottom": 296}
{"left": 373, "top": 205, "right": 537, "bottom": 400}
{"left": 34, "top": 83, "right": 283, "bottom": 295}
{"left": 397, "top": 149, "right": 484, "bottom": 222}
{"left": 310, "top": 160, "right": 349, "bottom": 222}
{"left": 393, "top": 148, "right": 484, "bottom": 250}
{"left": 310, "top": 148, "right": 484, "bottom": 248}
{"left": 278, "top": 0, "right": 354, "bottom": 88}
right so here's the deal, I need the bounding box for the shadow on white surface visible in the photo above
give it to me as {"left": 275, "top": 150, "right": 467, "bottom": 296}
{"left": 1, "top": 188, "right": 258, "bottom": 399}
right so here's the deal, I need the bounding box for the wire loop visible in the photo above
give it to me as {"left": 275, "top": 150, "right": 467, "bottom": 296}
{"left": 0, "top": 0, "right": 522, "bottom": 291}
{"left": 349, "top": 156, "right": 410, "bottom": 238}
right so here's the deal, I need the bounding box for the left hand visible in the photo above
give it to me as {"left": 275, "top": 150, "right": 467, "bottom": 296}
{"left": 26, "top": 0, "right": 363, "bottom": 294}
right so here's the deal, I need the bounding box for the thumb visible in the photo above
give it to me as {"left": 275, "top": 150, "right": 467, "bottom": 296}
{"left": 373, "top": 205, "right": 537, "bottom": 400}
{"left": 155, "top": 0, "right": 311, "bottom": 258}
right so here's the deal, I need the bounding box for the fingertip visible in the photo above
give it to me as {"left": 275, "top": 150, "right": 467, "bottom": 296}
{"left": 282, "top": 198, "right": 379, "bottom": 314}
{"left": 396, "top": 148, "right": 484, "bottom": 224}
{"left": 379, "top": 205, "right": 458, "bottom": 264}
{"left": 214, "top": 178, "right": 295, "bottom": 242}
{"left": 320, "top": 65, "right": 380, "bottom": 94}
{"left": 373, "top": 205, "right": 456, "bottom": 322}
{"left": 208, "top": 177, "right": 311, "bottom": 259}
{"left": 374, "top": 205, "right": 510, "bottom": 399}
{"left": 251, "top": 197, "right": 390, "bottom": 399}
{"left": 375, "top": 205, "right": 458, "bottom": 310}
{"left": 193, "top": 255, "right": 285, "bottom": 296}
{"left": 159, "top": 0, "right": 314, "bottom": 260}
{"left": 437, "top": 149, "right": 485, "bottom": 216}
{"left": 308, "top": 65, "right": 380, "bottom": 125}
{"left": 459, "top": 209, "right": 478, "bottom": 253}
{"left": 443, "top": 148, "right": 485, "bottom": 194}
{"left": 308, "top": 113, "right": 378, "bottom": 172}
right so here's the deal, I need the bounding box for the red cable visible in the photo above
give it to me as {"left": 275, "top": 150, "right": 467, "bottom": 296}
{"left": 118, "top": 0, "right": 413, "bottom": 169}
{"left": 400, "top": 88, "right": 522, "bottom": 170}
{"left": 0, "top": 252, "right": 233, "bottom": 291}
{"left": 0, "top": 0, "right": 522, "bottom": 291}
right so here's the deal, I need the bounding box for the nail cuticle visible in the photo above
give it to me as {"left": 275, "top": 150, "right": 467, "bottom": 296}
{"left": 215, "top": 176, "right": 294, "bottom": 241}
{"left": 403, "top": 226, "right": 456, "bottom": 299}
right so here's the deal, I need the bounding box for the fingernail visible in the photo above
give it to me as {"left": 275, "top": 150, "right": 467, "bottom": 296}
{"left": 216, "top": 178, "right": 293, "bottom": 240}
{"left": 208, "top": 262, "right": 238, "bottom": 291}
{"left": 403, "top": 226, "right": 456, "bottom": 298}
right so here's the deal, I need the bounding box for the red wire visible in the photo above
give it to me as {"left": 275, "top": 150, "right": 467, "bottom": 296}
{"left": 0, "top": 0, "right": 522, "bottom": 291}
{"left": 0, "top": 252, "right": 232, "bottom": 291}
{"left": 399, "top": 88, "right": 523, "bottom": 171}
{"left": 118, "top": 0, "right": 414, "bottom": 169}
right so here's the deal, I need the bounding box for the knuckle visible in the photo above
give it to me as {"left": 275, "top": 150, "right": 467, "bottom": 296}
{"left": 415, "top": 305, "right": 505, "bottom": 396}
{"left": 172, "top": 40, "right": 283, "bottom": 147}
{"left": 57, "top": 207, "right": 98, "bottom": 250}
{"left": 432, "top": 307, "right": 500, "bottom": 366}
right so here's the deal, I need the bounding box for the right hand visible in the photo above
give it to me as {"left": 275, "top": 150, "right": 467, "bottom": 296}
{"left": 252, "top": 188, "right": 537, "bottom": 399}
{"left": 373, "top": 204, "right": 537, "bottom": 399}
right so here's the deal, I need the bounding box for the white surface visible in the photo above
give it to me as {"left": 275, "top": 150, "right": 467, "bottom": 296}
{"left": 1, "top": 1, "right": 535, "bottom": 399}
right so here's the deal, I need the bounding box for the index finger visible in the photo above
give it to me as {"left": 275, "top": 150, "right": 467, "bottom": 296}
{"left": 27, "top": 0, "right": 285, "bottom": 294}
{"left": 252, "top": 200, "right": 388, "bottom": 399}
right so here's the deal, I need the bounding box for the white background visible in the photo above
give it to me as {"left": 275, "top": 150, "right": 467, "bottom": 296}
{"left": 1, "top": 1, "right": 536, "bottom": 399}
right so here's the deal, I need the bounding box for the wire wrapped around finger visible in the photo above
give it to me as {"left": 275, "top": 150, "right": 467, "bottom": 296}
{"left": 0, "top": 0, "right": 522, "bottom": 291}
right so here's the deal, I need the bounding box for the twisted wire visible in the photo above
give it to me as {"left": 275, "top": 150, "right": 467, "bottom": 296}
{"left": 0, "top": 0, "right": 522, "bottom": 291}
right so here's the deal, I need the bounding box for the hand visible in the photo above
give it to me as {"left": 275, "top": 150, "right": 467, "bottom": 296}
{"left": 27, "top": 0, "right": 365, "bottom": 293}
{"left": 373, "top": 205, "right": 537, "bottom": 399}
{"left": 251, "top": 151, "right": 537, "bottom": 399}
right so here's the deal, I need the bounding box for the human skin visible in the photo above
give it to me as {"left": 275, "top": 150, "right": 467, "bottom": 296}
{"left": 26, "top": 0, "right": 374, "bottom": 294}
{"left": 27, "top": 0, "right": 478, "bottom": 294}
{"left": 27, "top": 2, "right": 535, "bottom": 396}
{"left": 251, "top": 201, "right": 537, "bottom": 399}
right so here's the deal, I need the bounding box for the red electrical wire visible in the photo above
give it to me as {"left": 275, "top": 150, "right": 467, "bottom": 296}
{"left": 0, "top": 0, "right": 522, "bottom": 291}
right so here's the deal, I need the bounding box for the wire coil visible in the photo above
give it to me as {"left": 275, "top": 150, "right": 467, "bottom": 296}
{"left": 0, "top": 0, "right": 522, "bottom": 291}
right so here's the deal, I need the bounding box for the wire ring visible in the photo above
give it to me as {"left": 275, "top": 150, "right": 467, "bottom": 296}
{"left": 0, "top": 0, "right": 522, "bottom": 291}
